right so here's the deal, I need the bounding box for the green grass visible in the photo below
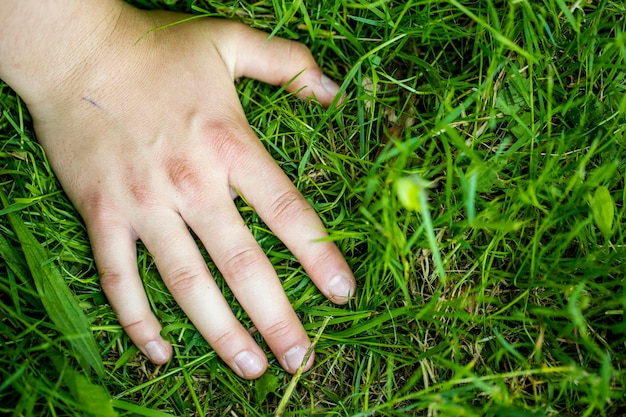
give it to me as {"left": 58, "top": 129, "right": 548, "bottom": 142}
{"left": 1, "top": 0, "right": 626, "bottom": 415}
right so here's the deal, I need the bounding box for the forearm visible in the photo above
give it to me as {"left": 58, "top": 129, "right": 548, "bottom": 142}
{"left": 0, "top": 0, "right": 122, "bottom": 104}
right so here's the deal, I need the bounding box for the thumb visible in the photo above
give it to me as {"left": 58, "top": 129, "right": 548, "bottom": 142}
{"left": 211, "top": 20, "right": 342, "bottom": 107}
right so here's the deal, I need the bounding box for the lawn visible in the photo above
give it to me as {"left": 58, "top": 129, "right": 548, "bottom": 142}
{"left": 1, "top": 0, "right": 625, "bottom": 416}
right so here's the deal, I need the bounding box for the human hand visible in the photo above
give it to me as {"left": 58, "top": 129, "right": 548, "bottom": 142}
{"left": 1, "top": 1, "right": 355, "bottom": 379}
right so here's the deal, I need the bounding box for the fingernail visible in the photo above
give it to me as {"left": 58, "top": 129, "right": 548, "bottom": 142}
{"left": 321, "top": 74, "right": 340, "bottom": 96}
{"left": 327, "top": 274, "right": 355, "bottom": 303}
{"left": 283, "top": 345, "right": 311, "bottom": 372}
{"left": 234, "top": 351, "right": 264, "bottom": 378}
{"left": 145, "top": 341, "right": 168, "bottom": 364}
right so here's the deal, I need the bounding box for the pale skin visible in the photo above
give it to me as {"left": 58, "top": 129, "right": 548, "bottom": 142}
{"left": 0, "top": 0, "right": 356, "bottom": 379}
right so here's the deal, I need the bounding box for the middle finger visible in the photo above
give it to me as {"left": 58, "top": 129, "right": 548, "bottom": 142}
{"left": 136, "top": 212, "right": 268, "bottom": 379}
{"left": 181, "top": 186, "right": 314, "bottom": 374}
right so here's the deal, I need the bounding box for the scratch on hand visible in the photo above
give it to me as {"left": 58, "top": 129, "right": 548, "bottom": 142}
{"left": 82, "top": 97, "right": 103, "bottom": 111}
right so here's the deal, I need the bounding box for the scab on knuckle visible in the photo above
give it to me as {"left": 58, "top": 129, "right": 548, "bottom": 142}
{"left": 165, "top": 265, "right": 204, "bottom": 293}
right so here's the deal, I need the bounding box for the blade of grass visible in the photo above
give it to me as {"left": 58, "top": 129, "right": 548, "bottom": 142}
{"left": 0, "top": 188, "right": 104, "bottom": 375}
{"left": 111, "top": 400, "right": 174, "bottom": 417}
{"left": 275, "top": 315, "right": 331, "bottom": 417}
{"left": 51, "top": 353, "right": 117, "bottom": 417}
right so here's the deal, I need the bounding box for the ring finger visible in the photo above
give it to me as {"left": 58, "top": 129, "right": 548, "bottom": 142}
{"left": 136, "top": 212, "right": 268, "bottom": 379}
{"left": 181, "top": 186, "right": 314, "bottom": 374}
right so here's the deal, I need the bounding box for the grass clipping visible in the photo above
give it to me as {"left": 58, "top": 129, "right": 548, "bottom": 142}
{"left": 275, "top": 316, "right": 331, "bottom": 417}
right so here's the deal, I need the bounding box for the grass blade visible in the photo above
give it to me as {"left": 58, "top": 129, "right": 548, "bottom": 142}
{"left": 275, "top": 316, "right": 331, "bottom": 417}
{"left": 51, "top": 353, "right": 117, "bottom": 417}
{"left": 0, "top": 188, "right": 104, "bottom": 375}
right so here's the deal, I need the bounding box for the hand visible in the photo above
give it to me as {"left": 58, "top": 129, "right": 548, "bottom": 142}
{"left": 2, "top": 1, "right": 355, "bottom": 378}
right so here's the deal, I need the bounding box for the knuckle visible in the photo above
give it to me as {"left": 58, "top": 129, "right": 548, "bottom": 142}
{"left": 81, "top": 192, "right": 118, "bottom": 225}
{"left": 266, "top": 189, "right": 310, "bottom": 227}
{"left": 128, "top": 182, "right": 159, "bottom": 208}
{"left": 210, "top": 326, "right": 243, "bottom": 352}
{"left": 308, "top": 245, "right": 335, "bottom": 272}
{"left": 119, "top": 317, "right": 149, "bottom": 334}
{"left": 165, "top": 265, "right": 205, "bottom": 294}
{"left": 99, "top": 271, "right": 125, "bottom": 293}
{"left": 282, "top": 40, "right": 315, "bottom": 83}
{"left": 163, "top": 156, "right": 202, "bottom": 196}
{"left": 286, "top": 40, "right": 312, "bottom": 63}
{"left": 202, "top": 121, "right": 254, "bottom": 164}
{"left": 221, "top": 245, "right": 263, "bottom": 283}
{"left": 99, "top": 272, "right": 156, "bottom": 335}
{"left": 261, "top": 318, "right": 294, "bottom": 341}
